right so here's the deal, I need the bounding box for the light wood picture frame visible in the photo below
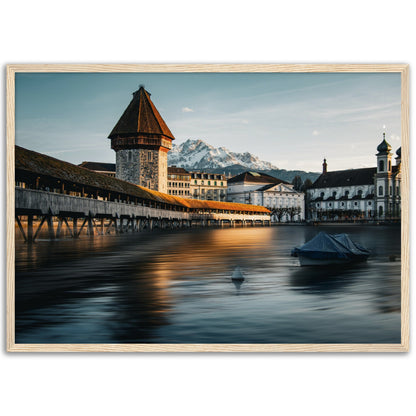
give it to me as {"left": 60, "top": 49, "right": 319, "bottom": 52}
{"left": 6, "top": 64, "right": 409, "bottom": 352}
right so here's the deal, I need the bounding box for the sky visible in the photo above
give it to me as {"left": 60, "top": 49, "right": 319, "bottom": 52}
{"left": 15, "top": 72, "right": 402, "bottom": 172}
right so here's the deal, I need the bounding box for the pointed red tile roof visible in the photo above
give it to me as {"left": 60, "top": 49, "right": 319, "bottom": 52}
{"left": 108, "top": 86, "right": 175, "bottom": 140}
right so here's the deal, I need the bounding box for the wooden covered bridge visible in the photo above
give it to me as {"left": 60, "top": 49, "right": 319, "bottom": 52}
{"left": 15, "top": 146, "right": 271, "bottom": 242}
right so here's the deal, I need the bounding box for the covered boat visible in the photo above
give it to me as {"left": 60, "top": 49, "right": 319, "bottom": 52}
{"left": 291, "top": 232, "right": 370, "bottom": 266}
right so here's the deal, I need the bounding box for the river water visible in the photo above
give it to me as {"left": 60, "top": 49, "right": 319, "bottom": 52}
{"left": 15, "top": 225, "right": 401, "bottom": 344}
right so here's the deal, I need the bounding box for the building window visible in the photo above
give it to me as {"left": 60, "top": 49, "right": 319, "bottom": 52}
{"left": 379, "top": 160, "right": 384, "bottom": 172}
{"left": 379, "top": 205, "right": 383, "bottom": 216}
{"left": 368, "top": 201, "right": 372, "bottom": 205}
{"left": 332, "top": 191, "right": 337, "bottom": 198}
{"left": 128, "top": 151, "right": 132, "bottom": 162}
{"left": 354, "top": 201, "right": 358, "bottom": 206}
{"left": 345, "top": 190, "right": 349, "bottom": 197}
{"left": 390, "top": 186, "right": 392, "bottom": 195}
{"left": 388, "top": 161, "right": 391, "bottom": 171}
{"left": 357, "top": 190, "right": 363, "bottom": 198}
{"left": 148, "top": 152, "right": 152, "bottom": 161}
{"left": 379, "top": 186, "right": 383, "bottom": 196}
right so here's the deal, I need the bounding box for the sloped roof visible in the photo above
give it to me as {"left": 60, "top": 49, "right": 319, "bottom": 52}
{"left": 310, "top": 167, "right": 377, "bottom": 189}
{"left": 108, "top": 86, "right": 175, "bottom": 140}
{"left": 228, "top": 171, "right": 288, "bottom": 185}
{"left": 168, "top": 166, "right": 190, "bottom": 175}
{"left": 15, "top": 146, "right": 269, "bottom": 214}
{"left": 16, "top": 145, "right": 170, "bottom": 204}
{"left": 78, "top": 161, "right": 116, "bottom": 172}
{"left": 256, "top": 182, "right": 295, "bottom": 192}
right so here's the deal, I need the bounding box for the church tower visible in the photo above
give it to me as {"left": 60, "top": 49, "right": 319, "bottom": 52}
{"left": 375, "top": 132, "right": 393, "bottom": 219}
{"left": 108, "top": 86, "right": 175, "bottom": 193}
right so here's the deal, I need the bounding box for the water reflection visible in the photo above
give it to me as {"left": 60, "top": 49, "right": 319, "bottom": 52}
{"left": 289, "top": 264, "right": 362, "bottom": 294}
{"left": 15, "top": 225, "right": 401, "bottom": 343}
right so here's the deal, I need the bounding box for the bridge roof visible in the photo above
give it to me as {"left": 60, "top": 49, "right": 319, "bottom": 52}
{"left": 78, "top": 161, "right": 115, "bottom": 172}
{"left": 108, "top": 86, "right": 175, "bottom": 140}
{"left": 15, "top": 146, "right": 270, "bottom": 214}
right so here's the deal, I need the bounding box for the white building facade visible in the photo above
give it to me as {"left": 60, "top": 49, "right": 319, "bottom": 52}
{"left": 307, "top": 135, "right": 401, "bottom": 222}
{"left": 190, "top": 172, "right": 227, "bottom": 201}
{"left": 227, "top": 171, "right": 305, "bottom": 222}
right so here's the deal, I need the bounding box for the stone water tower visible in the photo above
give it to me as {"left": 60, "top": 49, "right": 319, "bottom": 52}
{"left": 108, "top": 86, "right": 175, "bottom": 193}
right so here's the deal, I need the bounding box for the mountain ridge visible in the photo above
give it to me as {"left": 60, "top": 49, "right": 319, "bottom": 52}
{"left": 168, "top": 139, "right": 320, "bottom": 183}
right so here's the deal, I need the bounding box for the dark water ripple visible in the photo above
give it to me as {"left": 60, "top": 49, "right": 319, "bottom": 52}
{"left": 15, "top": 225, "right": 401, "bottom": 343}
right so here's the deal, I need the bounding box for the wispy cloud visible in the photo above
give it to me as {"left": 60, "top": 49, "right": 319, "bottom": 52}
{"left": 312, "top": 130, "right": 319, "bottom": 136}
{"left": 182, "top": 107, "right": 194, "bottom": 113}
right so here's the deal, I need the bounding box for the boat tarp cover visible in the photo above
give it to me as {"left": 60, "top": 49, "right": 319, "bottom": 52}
{"left": 292, "top": 232, "right": 370, "bottom": 260}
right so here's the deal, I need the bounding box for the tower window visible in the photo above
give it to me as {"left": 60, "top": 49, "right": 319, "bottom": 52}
{"left": 128, "top": 151, "right": 132, "bottom": 162}
{"left": 388, "top": 161, "right": 391, "bottom": 171}
{"left": 148, "top": 152, "right": 152, "bottom": 161}
{"left": 379, "top": 160, "right": 384, "bottom": 172}
{"left": 379, "top": 186, "right": 383, "bottom": 196}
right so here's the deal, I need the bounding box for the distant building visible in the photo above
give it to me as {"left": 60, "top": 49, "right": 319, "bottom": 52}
{"left": 190, "top": 172, "right": 227, "bottom": 201}
{"left": 108, "top": 86, "right": 175, "bottom": 193}
{"left": 168, "top": 166, "right": 191, "bottom": 198}
{"left": 227, "top": 171, "right": 305, "bottom": 222}
{"left": 307, "top": 134, "right": 401, "bottom": 221}
{"left": 78, "top": 161, "right": 116, "bottom": 177}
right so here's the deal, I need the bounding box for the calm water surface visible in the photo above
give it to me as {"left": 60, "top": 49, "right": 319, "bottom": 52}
{"left": 15, "top": 225, "right": 401, "bottom": 343}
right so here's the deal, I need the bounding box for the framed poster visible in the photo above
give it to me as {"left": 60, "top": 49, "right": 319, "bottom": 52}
{"left": 6, "top": 64, "right": 409, "bottom": 352}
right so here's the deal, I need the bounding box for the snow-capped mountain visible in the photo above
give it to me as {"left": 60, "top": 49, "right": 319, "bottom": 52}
{"left": 168, "top": 139, "right": 320, "bottom": 183}
{"left": 168, "top": 139, "right": 279, "bottom": 171}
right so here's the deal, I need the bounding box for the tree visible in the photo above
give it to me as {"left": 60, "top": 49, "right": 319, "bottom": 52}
{"left": 287, "top": 207, "right": 302, "bottom": 221}
{"left": 271, "top": 207, "right": 289, "bottom": 222}
{"left": 292, "top": 175, "right": 303, "bottom": 191}
{"left": 301, "top": 178, "right": 313, "bottom": 192}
